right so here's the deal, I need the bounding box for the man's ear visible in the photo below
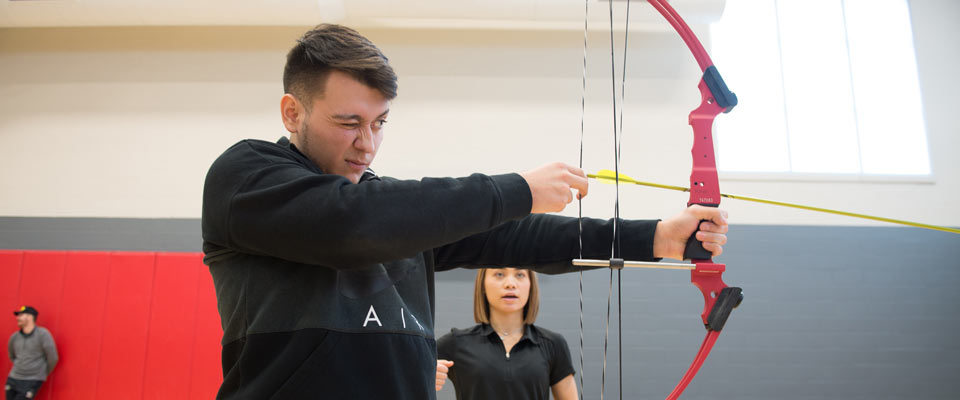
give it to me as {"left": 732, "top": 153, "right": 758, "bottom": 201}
{"left": 280, "top": 93, "right": 304, "bottom": 134}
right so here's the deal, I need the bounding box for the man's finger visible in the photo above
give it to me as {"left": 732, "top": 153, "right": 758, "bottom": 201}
{"left": 564, "top": 171, "right": 589, "bottom": 199}
{"left": 566, "top": 164, "right": 588, "bottom": 179}
{"left": 703, "top": 242, "right": 723, "bottom": 257}
{"left": 698, "top": 220, "right": 729, "bottom": 234}
{"left": 696, "top": 205, "right": 728, "bottom": 225}
{"left": 699, "top": 231, "right": 728, "bottom": 246}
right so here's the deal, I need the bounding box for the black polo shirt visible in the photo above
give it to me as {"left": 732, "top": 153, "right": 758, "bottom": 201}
{"left": 436, "top": 323, "right": 575, "bottom": 400}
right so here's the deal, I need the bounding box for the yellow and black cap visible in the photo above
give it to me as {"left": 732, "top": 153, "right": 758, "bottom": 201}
{"left": 13, "top": 305, "right": 38, "bottom": 318}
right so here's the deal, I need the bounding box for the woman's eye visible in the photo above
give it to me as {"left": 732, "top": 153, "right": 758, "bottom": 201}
{"left": 376, "top": 119, "right": 388, "bottom": 127}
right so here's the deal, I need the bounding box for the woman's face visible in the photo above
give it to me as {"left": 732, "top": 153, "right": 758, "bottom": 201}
{"left": 484, "top": 268, "right": 531, "bottom": 315}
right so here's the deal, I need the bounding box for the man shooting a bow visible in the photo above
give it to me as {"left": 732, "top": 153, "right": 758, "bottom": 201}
{"left": 201, "top": 23, "right": 728, "bottom": 399}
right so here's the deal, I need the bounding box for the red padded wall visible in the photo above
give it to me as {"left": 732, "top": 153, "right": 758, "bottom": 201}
{"left": 48, "top": 252, "right": 111, "bottom": 400}
{"left": 18, "top": 252, "right": 67, "bottom": 400}
{"left": 0, "top": 251, "right": 222, "bottom": 400}
{"left": 142, "top": 253, "right": 200, "bottom": 400}
{"left": 0, "top": 251, "right": 24, "bottom": 386}
{"left": 189, "top": 266, "right": 224, "bottom": 399}
{"left": 96, "top": 252, "right": 156, "bottom": 399}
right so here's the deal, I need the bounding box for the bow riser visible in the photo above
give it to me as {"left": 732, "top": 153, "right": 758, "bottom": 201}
{"left": 691, "top": 262, "right": 727, "bottom": 325}
{"left": 687, "top": 79, "right": 724, "bottom": 207}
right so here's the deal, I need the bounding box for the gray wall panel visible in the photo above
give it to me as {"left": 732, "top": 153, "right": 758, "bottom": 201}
{"left": 0, "top": 217, "right": 201, "bottom": 252}
{"left": 1, "top": 218, "right": 957, "bottom": 399}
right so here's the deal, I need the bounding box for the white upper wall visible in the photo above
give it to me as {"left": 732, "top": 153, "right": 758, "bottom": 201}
{"left": 0, "top": 0, "right": 957, "bottom": 229}
{"left": 0, "top": 0, "right": 726, "bottom": 28}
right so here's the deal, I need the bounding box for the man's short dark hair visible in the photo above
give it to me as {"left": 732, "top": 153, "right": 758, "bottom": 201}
{"left": 283, "top": 24, "right": 398, "bottom": 105}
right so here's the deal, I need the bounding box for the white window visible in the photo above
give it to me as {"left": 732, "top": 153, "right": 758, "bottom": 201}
{"left": 710, "top": 0, "right": 930, "bottom": 176}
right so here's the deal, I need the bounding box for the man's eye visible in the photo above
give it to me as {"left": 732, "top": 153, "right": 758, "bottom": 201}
{"left": 376, "top": 119, "right": 388, "bottom": 127}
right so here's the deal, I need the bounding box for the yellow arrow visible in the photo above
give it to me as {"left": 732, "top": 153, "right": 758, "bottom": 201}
{"left": 590, "top": 169, "right": 960, "bottom": 235}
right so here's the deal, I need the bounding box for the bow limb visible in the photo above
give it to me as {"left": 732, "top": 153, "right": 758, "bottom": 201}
{"left": 646, "top": 0, "right": 714, "bottom": 70}
{"left": 666, "top": 331, "right": 720, "bottom": 400}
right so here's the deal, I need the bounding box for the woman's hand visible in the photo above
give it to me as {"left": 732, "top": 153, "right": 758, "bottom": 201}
{"left": 436, "top": 359, "right": 454, "bottom": 391}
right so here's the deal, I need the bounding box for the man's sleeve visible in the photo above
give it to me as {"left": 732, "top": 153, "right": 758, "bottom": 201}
{"left": 202, "top": 142, "right": 532, "bottom": 268}
{"left": 42, "top": 330, "right": 58, "bottom": 374}
{"left": 434, "top": 214, "right": 659, "bottom": 274}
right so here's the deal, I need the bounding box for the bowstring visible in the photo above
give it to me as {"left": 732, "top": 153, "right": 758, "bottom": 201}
{"left": 602, "top": 0, "right": 632, "bottom": 398}
{"left": 617, "top": 2, "right": 631, "bottom": 399}
{"left": 600, "top": 0, "right": 620, "bottom": 397}
{"left": 581, "top": 0, "right": 632, "bottom": 398}
{"left": 576, "top": 0, "right": 589, "bottom": 397}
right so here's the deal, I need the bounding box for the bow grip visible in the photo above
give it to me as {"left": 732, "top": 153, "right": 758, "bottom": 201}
{"left": 683, "top": 204, "right": 718, "bottom": 260}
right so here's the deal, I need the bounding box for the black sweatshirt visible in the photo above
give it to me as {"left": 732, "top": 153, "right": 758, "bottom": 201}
{"left": 201, "top": 137, "right": 659, "bottom": 399}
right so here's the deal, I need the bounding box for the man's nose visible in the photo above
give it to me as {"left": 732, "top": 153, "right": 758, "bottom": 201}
{"left": 354, "top": 127, "right": 376, "bottom": 152}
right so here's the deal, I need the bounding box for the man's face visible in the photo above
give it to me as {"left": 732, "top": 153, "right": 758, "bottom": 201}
{"left": 287, "top": 70, "right": 390, "bottom": 184}
{"left": 15, "top": 313, "right": 33, "bottom": 328}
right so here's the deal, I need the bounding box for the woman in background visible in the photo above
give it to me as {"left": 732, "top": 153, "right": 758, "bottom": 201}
{"left": 436, "top": 267, "right": 578, "bottom": 400}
